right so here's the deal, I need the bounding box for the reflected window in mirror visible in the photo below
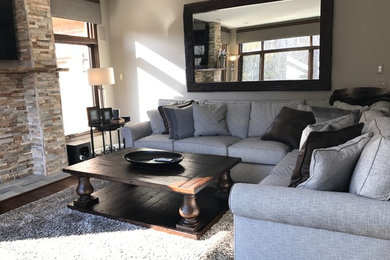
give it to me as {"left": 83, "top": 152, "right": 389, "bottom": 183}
{"left": 239, "top": 35, "right": 320, "bottom": 82}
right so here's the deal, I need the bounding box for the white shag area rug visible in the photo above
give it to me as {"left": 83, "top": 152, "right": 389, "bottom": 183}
{"left": 0, "top": 180, "right": 234, "bottom": 260}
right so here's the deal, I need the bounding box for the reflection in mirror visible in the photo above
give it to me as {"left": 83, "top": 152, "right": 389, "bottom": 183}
{"left": 192, "top": 0, "right": 321, "bottom": 83}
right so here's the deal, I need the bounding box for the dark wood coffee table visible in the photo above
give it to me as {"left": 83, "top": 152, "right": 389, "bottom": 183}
{"left": 63, "top": 147, "right": 240, "bottom": 239}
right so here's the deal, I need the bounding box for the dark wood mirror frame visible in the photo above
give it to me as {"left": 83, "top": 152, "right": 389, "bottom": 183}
{"left": 184, "top": 0, "right": 334, "bottom": 92}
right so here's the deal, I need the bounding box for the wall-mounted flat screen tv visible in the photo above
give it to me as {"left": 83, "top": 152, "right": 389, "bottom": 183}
{"left": 0, "top": 0, "right": 18, "bottom": 60}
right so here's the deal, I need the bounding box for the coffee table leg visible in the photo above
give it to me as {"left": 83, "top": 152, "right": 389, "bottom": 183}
{"left": 216, "top": 171, "right": 233, "bottom": 198}
{"left": 176, "top": 194, "right": 202, "bottom": 232}
{"left": 74, "top": 176, "right": 99, "bottom": 207}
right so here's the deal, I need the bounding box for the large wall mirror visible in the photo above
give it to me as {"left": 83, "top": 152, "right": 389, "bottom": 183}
{"left": 184, "top": 0, "right": 334, "bottom": 92}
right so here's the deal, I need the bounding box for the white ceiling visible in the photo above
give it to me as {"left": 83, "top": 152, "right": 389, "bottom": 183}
{"left": 193, "top": 0, "right": 321, "bottom": 29}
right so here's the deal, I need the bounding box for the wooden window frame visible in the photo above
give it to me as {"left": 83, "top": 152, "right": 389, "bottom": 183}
{"left": 238, "top": 35, "right": 319, "bottom": 81}
{"left": 54, "top": 21, "right": 100, "bottom": 138}
{"left": 54, "top": 22, "right": 100, "bottom": 107}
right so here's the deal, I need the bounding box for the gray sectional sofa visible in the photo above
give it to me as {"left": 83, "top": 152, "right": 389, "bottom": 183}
{"left": 230, "top": 107, "right": 390, "bottom": 259}
{"left": 121, "top": 97, "right": 390, "bottom": 260}
{"left": 121, "top": 99, "right": 315, "bottom": 183}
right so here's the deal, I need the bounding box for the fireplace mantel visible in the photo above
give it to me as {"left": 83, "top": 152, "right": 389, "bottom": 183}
{"left": 0, "top": 67, "right": 68, "bottom": 74}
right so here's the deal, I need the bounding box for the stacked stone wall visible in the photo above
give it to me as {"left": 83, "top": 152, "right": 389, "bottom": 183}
{"left": 0, "top": 0, "right": 67, "bottom": 183}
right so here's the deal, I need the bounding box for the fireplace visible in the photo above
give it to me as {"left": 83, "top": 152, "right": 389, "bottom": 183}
{"left": 0, "top": 0, "right": 67, "bottom": 183}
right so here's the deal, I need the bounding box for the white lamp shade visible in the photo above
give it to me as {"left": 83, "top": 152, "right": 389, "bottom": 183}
{"left": 87, "top": 67, "right": 115, "bottom": 85}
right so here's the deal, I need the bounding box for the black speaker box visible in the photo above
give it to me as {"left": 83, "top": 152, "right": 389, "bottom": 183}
{"left": 66, "top": 141, "right": 91, "bottom": 165}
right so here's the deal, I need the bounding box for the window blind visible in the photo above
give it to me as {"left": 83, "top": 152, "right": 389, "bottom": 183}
{"left": 51, "top": 0, "right": 102, "bottom": 24}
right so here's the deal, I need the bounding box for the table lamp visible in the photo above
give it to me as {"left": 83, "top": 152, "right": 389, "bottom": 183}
{"left": 228, "top": 55, "right": 240, "bottom": 82}
{"left": 87, "top": 67, "right": 115, "bottom": 108}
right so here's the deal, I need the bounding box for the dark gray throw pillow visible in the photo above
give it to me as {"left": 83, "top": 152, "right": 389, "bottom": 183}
{"left": 163, "top": 105, "right": 194, "bottom": 140}
{"left": 289, "top": 123, "right": 364, "bottom": 187}
{"left": 158, "top": 101, "right": 193, "bottom": 134}
{"left": 261, "top": 107, "right": 315, "bottom": 149}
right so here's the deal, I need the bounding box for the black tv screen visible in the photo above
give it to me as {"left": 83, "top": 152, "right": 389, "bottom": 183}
{"left": 0, "top": 0, "right": 18, "bottom": 60}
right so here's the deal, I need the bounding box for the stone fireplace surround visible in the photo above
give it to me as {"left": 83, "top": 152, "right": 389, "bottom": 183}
{"left": 0, "top": 0, "right": 67, "bottom": 183}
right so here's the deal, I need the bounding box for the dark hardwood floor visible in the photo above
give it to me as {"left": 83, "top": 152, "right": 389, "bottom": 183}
{"left": 0, "top": 176, "right": 78, "bottom": 214}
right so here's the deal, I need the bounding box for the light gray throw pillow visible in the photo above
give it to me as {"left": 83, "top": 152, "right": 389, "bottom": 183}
{"left": 147, "top": 109, "right": 165, "bottom": 134}
{"left": 192, "top": 103, "right": 229, "bottom": 136}
{"left": 363, "top": 116, "right": 390, "bottom": 136}
{"left": 349, "top": 136, "right": 390, "bottom": 200}
{"left": 163, "top": 105, "right": 194, "bottom": 140}
{"left": 298, "top": 132, "right": 373, "bottom": 191}
{"left": 369, "top": 101, "right": 390, "bottom": 113}
{"left": 299, "top": 113, "right": 357, "bottom": 149}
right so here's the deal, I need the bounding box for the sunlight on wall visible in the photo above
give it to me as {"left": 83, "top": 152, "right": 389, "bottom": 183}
{"left": 287, "top": 56, "right": 308, "bottom": 79}
{"left": 135, "top": 42, "right": 186, "bottom": 85}
{"left": 135, "top": 41, "right": 184, "bottom": 121}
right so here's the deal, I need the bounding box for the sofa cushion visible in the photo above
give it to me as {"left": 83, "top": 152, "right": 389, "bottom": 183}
{"left": 289, "top": 123, "right": 364, "bottom": 187}
{"left": 134, "top": 134, "right": 175, "bottom": 151}
{"left": 147, "top": 109, "right": 165, "bottom": 134}
{"left": 350, "top": 136, "right": 390, "bottom": 200}
{"left": 304, "top": 99, "right": 330, "bottom": 107}
{"left": 192, "top": 103, "right": 229, "bottom": 136}
{"left": 260, "top": 150, "right": 299, "bottom": 187}
{"left": 163, "top": 105, "right": 195, "bottom": 139}
{"left": 228, "top": 138, "right": 290, "bottom": 165}
{"left": 299, "top": 113, "right": 358, "bottom": 149}
{"left": 248, "top": 100, "right": 303, "bottom": 137}
{"left": 225, "top": 102, "right": 251, "bottom": 139}
{"left": 262, "top": 107, "right": 315, "bottom": 149}
{"left": 297, "top": 133, "right": 372, "bottom": 191}
{"left": 173, "top": 136, "right": 240, "bottom": 156}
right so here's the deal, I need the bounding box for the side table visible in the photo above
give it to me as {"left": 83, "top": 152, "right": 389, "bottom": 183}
{"left": 89, "top": 122, "right": 125, "bottom": 157}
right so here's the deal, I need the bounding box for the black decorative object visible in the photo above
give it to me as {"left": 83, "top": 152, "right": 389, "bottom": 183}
{"left": 329, "top": 87, "right": 390, "bottom": 106}
{"left": 101, "top": 108, "right": 113, "bottom": 125}
{"left": 0, "top": 0, "right": 18, "bottom": 60}
{"left": 124, "top": 151, "right": 183, "bottom": 167}
{"left": 112, "top": 109, "right": 120, "bottom": 120}
{"left": 66, "top": 141, "right": 91, "bottom": 165}
{"left": 87, "top": 107, "right": 101, "bottom": 126}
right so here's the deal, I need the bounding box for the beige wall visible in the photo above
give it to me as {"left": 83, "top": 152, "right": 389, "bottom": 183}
{"left": 106, "top": 0, "right": 390, "bottom": 123}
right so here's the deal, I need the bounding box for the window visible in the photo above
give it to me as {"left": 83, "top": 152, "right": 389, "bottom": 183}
{"left": 52, "top": 17, "right": 89, "bottom": 37}
{"left": 52, "top": 17, "right": 99, "bottom": 136}
{"left": 239, "top": 35, "right": 320, "bottom": 81}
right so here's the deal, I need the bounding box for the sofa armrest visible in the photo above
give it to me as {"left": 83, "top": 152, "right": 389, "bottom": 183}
{"left": 229, "top": 184, "right": 390, "bottom": 240}
{"left": 120, "top": 121, "right": 152, "bottom": 147}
